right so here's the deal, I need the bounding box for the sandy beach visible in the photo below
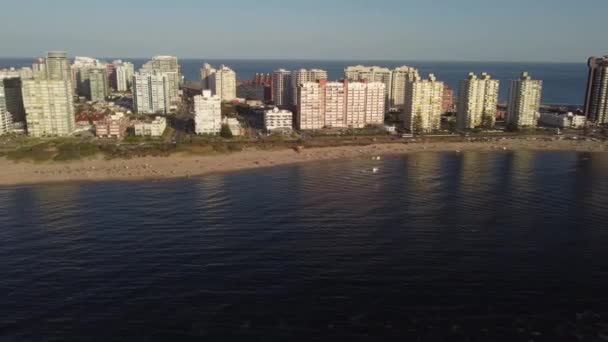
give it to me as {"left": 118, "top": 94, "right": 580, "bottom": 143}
{"left": 1, "top": 139, "right": 607, "bottom": 186}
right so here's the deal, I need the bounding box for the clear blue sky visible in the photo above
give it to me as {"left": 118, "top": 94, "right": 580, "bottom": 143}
{"left": 0, "top": 0, "right": 605, "bottom": 62}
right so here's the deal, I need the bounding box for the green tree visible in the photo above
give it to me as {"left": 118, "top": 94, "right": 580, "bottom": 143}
{"left": 412, "top": 114, "right": 424, "bottom": 135}
{"left": 220, "top": 124, "right": 233, "bottom": 139}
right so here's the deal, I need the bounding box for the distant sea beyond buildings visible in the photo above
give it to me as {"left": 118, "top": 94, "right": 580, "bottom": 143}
{"left": 0, "top": 58, "right": 587, "bottom": 105}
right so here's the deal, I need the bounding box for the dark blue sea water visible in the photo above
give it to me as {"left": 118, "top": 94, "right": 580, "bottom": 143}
{"left": 2, "top": 151, "right": 608, "bottom": 341}
{"left": 0, "top": 58, "right": 586, "bottom": 106}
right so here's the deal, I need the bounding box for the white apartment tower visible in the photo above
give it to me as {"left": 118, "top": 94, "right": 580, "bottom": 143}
{"left": 132, "top": 72, "right": 170, "bottom": 114}
{"left": 297, "top": 80, "right": 385, "bottom": 130}
{"left": 194, "top": 90, "right": 222, "bottom": 135}
{"left": 22, "top": 52, "right": 75, "bottom": 137}
{"left": 402, "top": 74, "right": 444, "bottom": 133}
{"left": 210, "top": 65, "right": 236, "bottom": 101}
{"left": 115, "top": 61, "right": 135, "bottom": 92}
{"left": 141, "top": 56, "right": 181, "bottom": 106}
{"left": 457, "top": 72, "right": 499, "bottom": 130}
{"left": 291, "top": 69, "right": 328, "bottom": 106}
{"left": 390, "top": 66, "right": 420, "bottom": 109}
{"left": 506, "top": 72, "right": 543, "bottom": 129}
{"left": 272, "top": 69, "right": 292, "bottom": 107}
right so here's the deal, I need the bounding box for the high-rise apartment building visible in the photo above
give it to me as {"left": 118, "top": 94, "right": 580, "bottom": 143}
{"left": 402, "top": 74, "right": 444, "bottom": 133}
{"left": 132, "top": 72, "right": 170, "bottom": 114}
{"left": 506, "top": 72, "right": 543, "bottom": 129}
{"left": 457, "top": 72, "right": 499, "bottom": 130}
{"left": 1, "top": 78, "right": 26, "bottom": 123}
{"left": 200, "top": 63, "right": 215, "bottom": 91}
{"left": 390, "top": 66, "right": 420, "bottom": 109}
{"left": 291, "top": 69, "right": 328, "bottom": 106}
{"left": 210, "top": 65, "right": 236, "bottom": 101}
{"left": 584, "top": 56, "right": 608, "bottom": 124}
{"left": 22, "top": 52, "right": 75, "bottom": 137}
{"left": 345, "top": 65, "right": 419, "bottom": 110}
{"left": 141, "top": 56, "right": 181, "bottom": 106}
{"left": 115, "top": 61, "right": 135, "bottom": 92}
{"left": 442, "top": 85, "right": 455, "bottom": 113}
{"left": 297, "top": 80, "right": 385, "bottom": 130}
{"left": 194, "top": 90, "right": 222, "bottom": 134}
{"left": 272, "top": 69, "right": 292, "bottom": 107}
{"left": 76, "top": 66, "right": 109, "bottom": 102}
{"left": 0, "top": 85, "right": 13, "bottom": 135}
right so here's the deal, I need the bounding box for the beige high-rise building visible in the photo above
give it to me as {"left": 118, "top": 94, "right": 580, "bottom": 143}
{"left": 297, "top": 80, "right": 385, "bottom": 130}
{"left": 272, "top": 69, "right": 292, "bottom": 107}
{"left": 402, "top": 74, "right": 444, "bottom": 133}
{"left": 22, "top": 52, "right": 75, "bottom": 137}
{"left": 390, "top": 66, "right": 420, "bottom": 109}
{"left": 210, "top": 65, "right": 236, "bottom": 101}
{"left": 141, "top": 56, "right": 181, "bottom": 106}
{"left": 506, "top": 72, "right": 543, "bottom": 129}
{"left": 345, "top": 65, "right": 391, "bottom": 106}
{"left": 457, "top": 72, "right": 499, "bottom": 130}
{"left": 291, "top": 69, "right": 328, "bottom": 106}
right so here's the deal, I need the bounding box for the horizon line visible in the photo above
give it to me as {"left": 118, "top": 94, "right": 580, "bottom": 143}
{"left": 0, "top": 56, "right": 586, "bottom": 64}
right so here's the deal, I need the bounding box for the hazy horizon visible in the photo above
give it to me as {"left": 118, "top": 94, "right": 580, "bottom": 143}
{"left": 0, "top": 0, "right": 606, "bottom": 63}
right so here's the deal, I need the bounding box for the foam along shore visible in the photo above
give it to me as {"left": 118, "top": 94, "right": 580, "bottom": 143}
{"left": 1, "top": 139, "right": 607, "bottom": 186}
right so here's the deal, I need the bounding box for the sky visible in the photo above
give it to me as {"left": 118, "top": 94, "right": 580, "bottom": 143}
{"left": 0, "top": 0, "right": 605, "bottom": 62}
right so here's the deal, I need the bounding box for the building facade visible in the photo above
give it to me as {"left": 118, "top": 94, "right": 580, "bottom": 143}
{"left": 200, "top": 63, "right": 214, "bottom": 91}
{"left": 76, "top": 66, "right": 109, "bottom": 102}
{"left": 22, "top": 52, "right": 75, "bottom": 137}
{"left": 264, "top": 107, "right": 293, "bottom": 132}
{"left": 506, "top": 72, "right": 543, "bottom": 129}
{"left": 457, "top": 72, "right": 499, "bottom": 130}
{"left": 210, "top": 65, "right": 236, "bottom": 101}
{"left": 141, "top": 56, "right": 181, "bottom": 106}
{"left": 272, "top": 69, "right": 292, "bottom": 107}
{"left": 345, "top": 65, "right": 420, "bottom": 110}
{"left": 115, "top": 61, "right": 135, "bottom": 92}
{"left": 291, "top": 69, "right": 328, "bottom": 106}
{"left": 95, "top": 113, "right": 130, "bottom": 139}
{"left": 194, "top": 90, "right": 222, "bottom": 135}
{"left": 539, "top": 112, "right": 587, "bottom": 129}
{"left": 402, "top": 74, "right": 444, "bottom": 133}
{"left": 1, "top": 78, "right": 25, "bottom": 123}
{"left": 297, "top": 80, "right": 386, "bottom": 130}
{"left": 133, "top": 72, "right": 170, "bottom": 114}
{"left": 0, "top": 85, "right": 13, "bottom": 135}
{"left": 134, "top": 116, "right": 167, "bottom": 137}
{"left": 584, "top": 56, "right": 608, "bottom": 124}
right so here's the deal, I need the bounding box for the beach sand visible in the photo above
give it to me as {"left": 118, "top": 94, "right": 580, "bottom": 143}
{"left": 1, "top": 139, "right": 607, "bottom": 186}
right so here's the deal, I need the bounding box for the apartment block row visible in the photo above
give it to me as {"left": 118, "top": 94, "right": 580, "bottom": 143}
{"left": 297, "top": 80, "right": 385, "bottom": 130}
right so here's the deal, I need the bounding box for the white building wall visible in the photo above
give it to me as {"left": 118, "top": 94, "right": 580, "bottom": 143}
{"left": 194, "top": 90, "right": 222, "bottom": 134}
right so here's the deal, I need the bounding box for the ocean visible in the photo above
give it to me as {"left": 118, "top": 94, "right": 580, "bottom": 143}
{"left": 2, "top": 151, "right": 608, "bottom": 341}
{"left": 0, "top": 58, "right": 587, "bottom": 106}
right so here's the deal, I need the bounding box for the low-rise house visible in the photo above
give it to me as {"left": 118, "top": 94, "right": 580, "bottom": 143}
{"left": 539, "top": 112, "right": 587, "bottom": 129}
{"left": 95, "top": 112, "right": 130, "bottom": 139}
{"left": 134, "top": 116, "right": 167, "bottom": 137}
{"left": 222, "top": 117, "right": 242, "bottom": 136}
{"left": 264, "top": 107, "right": 293, "bottom": 132}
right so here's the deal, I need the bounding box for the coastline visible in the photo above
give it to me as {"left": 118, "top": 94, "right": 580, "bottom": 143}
{"left": 1, "top": 139, "right": 607, "bottom": 186}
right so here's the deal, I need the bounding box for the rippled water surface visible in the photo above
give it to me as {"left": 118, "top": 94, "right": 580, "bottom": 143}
{"left": 2, "top": 151, "right": 608, "bottom": 341}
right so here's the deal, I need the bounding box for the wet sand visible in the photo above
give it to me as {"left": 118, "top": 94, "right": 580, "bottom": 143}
{"left": 1, "top": 139, "right": 607, "bottom": 186}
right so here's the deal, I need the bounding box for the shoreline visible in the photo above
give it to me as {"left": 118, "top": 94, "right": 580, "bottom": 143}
{"left": 1, "top": 140, "right": 607, "bottom": 186}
